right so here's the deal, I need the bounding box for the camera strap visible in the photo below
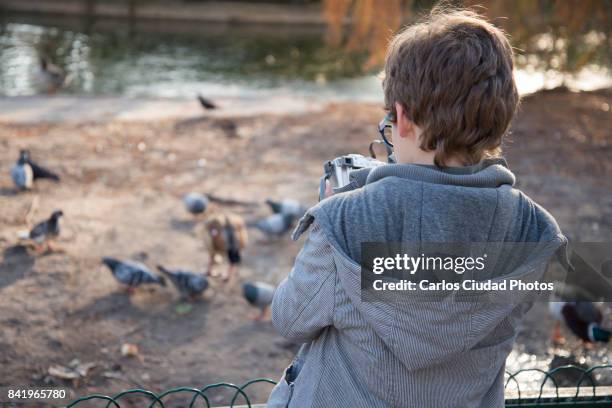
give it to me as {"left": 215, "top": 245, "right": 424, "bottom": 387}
{"left": 319, "top": 161, "right": 333, "bottom": 201}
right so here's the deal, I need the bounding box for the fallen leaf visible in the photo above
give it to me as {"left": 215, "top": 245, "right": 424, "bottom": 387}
{"left": 48, "top": 365, "right": 80, "bottom": 380}
{"left": 175, "top": 303, "right": 193, "bottom": 315}
{"left": 48, "top": 360, "right": 96, "bottom": 380}
{"left": 121, "top": 343, "right": 139, "bottom": 358}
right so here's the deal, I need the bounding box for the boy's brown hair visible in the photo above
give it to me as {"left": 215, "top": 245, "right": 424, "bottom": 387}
{"left": 383, "top": 8, "right": 519, "bottom": 167}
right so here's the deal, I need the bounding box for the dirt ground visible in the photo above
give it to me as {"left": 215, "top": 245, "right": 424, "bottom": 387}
{"left": 0, "top": 88, "right": 611, "bottom": 406}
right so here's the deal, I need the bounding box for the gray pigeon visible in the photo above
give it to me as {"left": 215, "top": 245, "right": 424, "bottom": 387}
{"left": 11, "top": 150, "right": 60, "bottom": 190}
{"left": 24, "top": 210, "right": 63, "bottom": 250}
{"left": 102, "top": 257, "right": 166, "bottom": 292}
{"left": 251, "top": 213, "right": 295, "bottom": 238}
{"left": 243, "top": 281, "right": 275, "bottom": 320}
{"left": 183, "top": 193, "right": 209, "bottom": 216}
{"left": 265, "top": 198, "right": 307, "bottom": 219}
{"left": 157, "top": 265, "right": 209, "bottom": 300}
{"left": 11, "top": 153, "right": 33, "bottom": 190}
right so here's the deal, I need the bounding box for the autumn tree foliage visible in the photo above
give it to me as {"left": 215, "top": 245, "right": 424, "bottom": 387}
{"left": 322, "top": 0, "right": 611, "bottom": 75}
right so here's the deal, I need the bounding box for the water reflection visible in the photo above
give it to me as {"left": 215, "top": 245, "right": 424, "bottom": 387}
{"left": 0, "top": 13, "right": 370, "bottom": 98}
{"left": 0, "top": 12, "right": 610, "bottom": 100}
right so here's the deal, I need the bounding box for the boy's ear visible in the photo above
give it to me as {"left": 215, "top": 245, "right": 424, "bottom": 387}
{"left": 395, "top": 102, "right": 414, "bottom": 139}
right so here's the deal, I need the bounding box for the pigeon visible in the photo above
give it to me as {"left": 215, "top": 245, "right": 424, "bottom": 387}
{"left": 20, "top": 210, "right": 63, "bottom": 251}
{"left": 250, "top": 213, "right": 295, "bottom": 238}
{"left": 549, "top": 301, "right": 610, "bottom": 344}
{"left": 183, "top": 193, "right": 209, "bottom": 216}
{"left": 18, "top": 150, "right": 60, "bottom": 182}
{"left": 204, "top": 212, "right": 248, "bottom": 281}
{"left": 10, "top": 153, "right": 34, "bottom": 190}
{"left": 157, "top": 265, "right": 209, "bottom": 300}
{"left": 102, "top": 257, "right": 166, "bottom": 293}
{"left": 265, "top": 198, "right": 307, "bottom": 219}
{"left": 549, "top": 282, "right": 610, "bottom": 345}
{"left": 243, "top": 281, "right": 275, "bottom": 320}
{"left": 37, "top": 56, "right": 67, "bottom": 93}
{"left": 197, "top": 94, "right": 217, "bottom": 110}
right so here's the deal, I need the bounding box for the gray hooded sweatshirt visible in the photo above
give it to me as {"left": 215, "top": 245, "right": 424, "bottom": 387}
{"left": 267, "top": 159, "right": 565, "bottom": 408}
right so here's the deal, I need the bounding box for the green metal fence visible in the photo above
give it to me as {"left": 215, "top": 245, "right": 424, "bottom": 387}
{"left": 65, "top": 378, "right": 276, "bottom": 408}
{"left": 505, "top": 365, "right": 612, "bottom": 407}
{"left": 63, "top": 365, "right": 612, "bottom": 407}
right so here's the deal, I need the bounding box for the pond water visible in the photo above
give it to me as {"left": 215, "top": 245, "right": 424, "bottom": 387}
{"left": 1, "top": 13, "right": 610, "bottom": 103}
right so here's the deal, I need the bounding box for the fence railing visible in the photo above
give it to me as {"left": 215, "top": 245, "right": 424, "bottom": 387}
{"left": 65, "top": 378, "right": 276, "bottom": 408}
{"left": 504, "top": 364, "right": 612, "bottom": 407}
{"left": 62, "top": 365, "right": 612, "bottom": 407}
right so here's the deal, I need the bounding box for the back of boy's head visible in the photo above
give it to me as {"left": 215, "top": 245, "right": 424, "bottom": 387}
{"left": 383, "top": 7, "right": 519, "bottom": 167}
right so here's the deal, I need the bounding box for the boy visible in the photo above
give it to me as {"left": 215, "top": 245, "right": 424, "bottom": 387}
{"left": 268, "top": 8, "right": 565, "bottom": 408}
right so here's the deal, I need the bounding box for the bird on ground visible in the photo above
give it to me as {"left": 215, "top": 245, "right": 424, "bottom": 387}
{"left": 549, "top": 280, "right": 611, "bottom": 345}
{"left": 14, "top": 150, "right": 60, "bottom": 186}
{"left": 11, "top": 152, "right": 34, "bottom": 191}
{"left": 157, "top": 265, "right": 209, "bottom": 301}
{"left": 550, "top": 301, "right": 610, "bottom": 344}
{"left": 19, "top": 210, "right": 64, "bottom": 252}
{"left": 183, "top": 192, "right": 209, "bottom": 216}
{"left": 204, "top": 212, "right": 248, "bottom": 281}
{"left": 102, "top": 257, "right": 166, "bottom": 293}
{"left": 37, "top": 56, "right": 67, "bottom": 93}
{"left": 243, "top": 281, "right": 275, "bottom": 321}
{"left": 265, "top": 198, "right": 307, "bottom": 219}
{"left": 250, "top": 213, "right": 295, "bottom": 238}
{"left": 549, "top": 298, "right": 610, "bottom": 345}
{"left": 197, "top": 94, "right": 217, "bottom": 110}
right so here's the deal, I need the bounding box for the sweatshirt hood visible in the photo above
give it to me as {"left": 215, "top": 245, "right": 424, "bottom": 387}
{"left": 365, "top": 158, "right": 516, "bottom": 188}
{"left": 293, "top": 159, "right": 565, "bottom": 370}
